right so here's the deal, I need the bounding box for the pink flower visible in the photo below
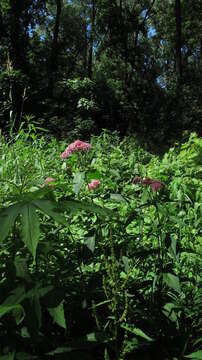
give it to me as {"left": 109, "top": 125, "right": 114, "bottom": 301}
{"left": 133, "top": 176, "right": 142, "bottom": 184}
{"left": 44, "top": 177, "right": 55, "bottom": 184}
{"left": 41, "top": 177, "right": 55, "bottom": 188}
{"left": 142, "top": 177, "right": 153, "bottom": 185}
{"left": 61, "top": 140, "right": 91, "bottom": 159}
{"left": 87, "top": 179, "right": 101, "bottom": 190}
{"left": 150, "top": 180, "right": 163, "bottom": 192}
{"left": 142, "top": 177, "right": 163, "bottom": 192}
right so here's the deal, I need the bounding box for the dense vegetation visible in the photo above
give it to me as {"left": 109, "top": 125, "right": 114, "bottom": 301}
{"left": 0, "top": 1, "right": 201, "bottom": 359}
{"left": 0, "top": 0, "right": 201, "bottom": 145}
{"left": 0, "top": 130, "right": 201, "bottom": 359}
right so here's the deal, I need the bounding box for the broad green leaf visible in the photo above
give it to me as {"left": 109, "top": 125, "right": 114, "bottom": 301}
{"left": 0, "top": 203, "right": 21, "bottom": 243}
{"left": 33, "top": 199, "right": 66, "bottom": 225}
{"left": 163, "top": 273, "right": 181, "bottom": 293}
{"left": 73, "top": 172, "right": 85, "bottom": 195}
{"left": 84, "top": 236, "right": 95, "bottom": 252}
{"left": 60, "top": 199, "right": 112, "bottom": 216}
{"left": 121, "top": 324, "right": 153, "bottom": 341}
{"left": 184, "top": 350, "right": 202, "bottom": 359}
{"left": 48, "top": 301, "right": 66, "bottom": 329}
{"left": 15, "top": 187, "right": 54, "bottom": 202}
{"left": 21, "top": 204, "right": 40, "bottom": 261}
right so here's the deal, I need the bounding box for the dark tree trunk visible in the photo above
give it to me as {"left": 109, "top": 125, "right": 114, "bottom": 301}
{"left": 88, "top": 0, "right": 95, "bottom": 79}
{"left": 175, "top": 0, "right": 182, "bottom": 81}
{"left": 49, "top": 0, "right": 62, "bottom": 92}
{"left": 9, "top": 0, "right": 28, "bottom": 131}
{"left": 82, "top": 0, "right": 88, "bottom": 74}
{"left": 175, "top": 0, "right": 182, "bottom": 128}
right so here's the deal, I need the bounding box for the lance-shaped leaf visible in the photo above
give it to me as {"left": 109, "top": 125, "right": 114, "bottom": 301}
{"left": 0, "top": 203, "right": 21, "bottom": 243}
{"left": 48, "top": 301, "right": 66, "bottom": 329}
{"left": 185, "top": 351, "right": 202, "bottom": 359}
{"left": 33, "top": 199, "right": 67, "bottom": 225}
{"left": 60, "top": 199, "right": 112, "bottom": 217}
{"left": 21, "top": 204, "right": 40, "bottom": 262}
{"left": 73, "top": 172, "right": 85, "bottom": 195}
{"left": 121, "top": 324, "right": 154, "bottom": 342}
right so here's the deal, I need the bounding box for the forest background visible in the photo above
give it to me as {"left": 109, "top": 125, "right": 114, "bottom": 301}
{"left": 0, "top": 0, "right": 201, "bottom": 146}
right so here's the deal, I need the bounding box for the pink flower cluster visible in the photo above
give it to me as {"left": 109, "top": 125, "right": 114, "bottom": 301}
{"left": 41, "top": 177, "right": 55, "bottom": 188}
{"left": 133, "top": 176, "right": 163, "bottom": 192}
{"left": 61, "top": 140, "right": 91, "bottom": 159}
{"left": 87, "top": 179, "right": 101, "bottom": 190}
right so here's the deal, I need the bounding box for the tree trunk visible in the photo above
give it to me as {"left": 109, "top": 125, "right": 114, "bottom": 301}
{"left": 82, "top": 0, "right": 88, "bottom": 74}
{"left": 49, "top": 0, "right": 62, "bottom": 92}
{"left": 9, "top": 0, "right": 27, "bottom": 131}
{"left": 88, "top": 0, "right": 95, "bottom": 79}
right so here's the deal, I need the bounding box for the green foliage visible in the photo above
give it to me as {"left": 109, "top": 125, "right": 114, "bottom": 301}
{"left": 0, "top": 0, "right": 201, "bottom": 141}
{"left": 0, "top": 131, "right": 201, "bottom": 359}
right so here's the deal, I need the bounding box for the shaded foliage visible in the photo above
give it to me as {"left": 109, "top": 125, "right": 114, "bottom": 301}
{"left": 0, "top": 0, "right": 201, "bottom": 145}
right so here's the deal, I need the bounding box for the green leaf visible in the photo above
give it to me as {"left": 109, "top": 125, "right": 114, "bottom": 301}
{"left": 48, "top": 301, "right": 66, "bottom": 329}
{"left": 73, "top": 172, "right": 85, "bottom": 195}
{"left": 163, "top": 273, "right": 181, "bottom": 293}
{"left": 184, "top": 350, "right": 202, "bottom": 359}
{"left": 0, "top": 203, "right": 21, "bottom": 243}
{"left": 84, "top": 236, "right": 95, "bottom": 253}
{"left": 162, "top": 303, "right": 179, "bottom": 323}
{"left": 110, "top": 193, "right": 126, "bottom": 202}
{"left": 33, "top": 199, "right": 66, "bottom": 225}
{"left": 86, "top": 171, "right": 101, "bottom": 182}
{"left": 0, "top": 304, "right": 24, "bottom": 320}
{"left": 121, "top": 324, "right": 153, "bottom": 342}
{"left": 60, "top": 199, "right": 112, "bottom": 216}
{"left": 122, "top": 256, "right": 130, "bottom": 272}
{"left": 21, "top": 204, "right": 40, "bottom": 262}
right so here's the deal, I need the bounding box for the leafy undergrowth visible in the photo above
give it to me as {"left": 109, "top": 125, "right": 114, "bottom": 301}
{"left": 0, "top": 130, "right": 201, "bottom": 360}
